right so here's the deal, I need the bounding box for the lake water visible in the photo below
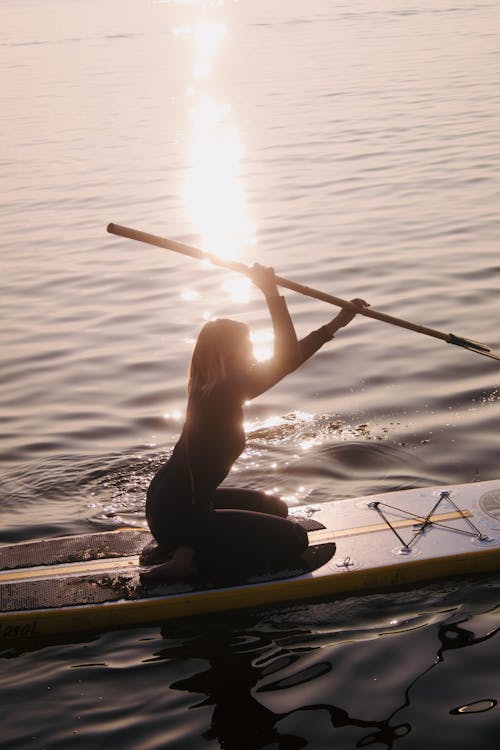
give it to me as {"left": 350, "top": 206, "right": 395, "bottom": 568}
{"left": 1, "top": 0, "right": 500, "bottom": 747}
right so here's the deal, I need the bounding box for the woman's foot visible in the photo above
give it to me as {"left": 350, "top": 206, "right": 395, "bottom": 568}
{"left": 139, "top": 540, "right": 170, "bottom": 566}
{"left": 140, "top": 545, "right": 198, "bottom": 583}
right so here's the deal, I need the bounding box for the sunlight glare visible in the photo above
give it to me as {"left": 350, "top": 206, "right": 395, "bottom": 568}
{"left": 163, "top": 410, "right": 183, "bottom": 422}
{"left": 250, "top": 328, "right": 274, "bottom": 362}
{"left": 192, "top": 20, "right": 227, "bottom": 80}
{"left": 182, "top": 13, "right": 255, "bottom": 264}
{"left": 184, "top": 95, "right": 254, "bottom": 260}
{"left": 222, "top": 274, "right": 251, "bottom": 303}
{"left": 299, "top": 436, "right": 322, "bottom": 450}
{"left": 181, "top": 288, "right": 199, "bottom": 301}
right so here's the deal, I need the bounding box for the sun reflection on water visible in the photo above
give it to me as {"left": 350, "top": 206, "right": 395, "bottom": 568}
{"left": 250, "top": 328, "right": 274, "bottom": 362}
{"left": 180, "top": 288, "right": 199, "bottom": 301}
{"left": 184, "top": 94, "right": 255, "bottom": 261}
{"left": 192, "top": 20, "right": 227, "bottom": 80}
{"left": 222, "top": 274, "right": 251, "bottom": 304}
{"left": 181, "top": 15, "right": 255, "bottom": 263}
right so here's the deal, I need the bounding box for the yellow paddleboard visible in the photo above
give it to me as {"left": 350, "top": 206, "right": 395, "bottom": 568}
{"left": 1, "top": 480, "right": 499, "bottom": 640}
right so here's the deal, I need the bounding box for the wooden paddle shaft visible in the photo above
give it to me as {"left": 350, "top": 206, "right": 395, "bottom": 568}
{"left": 107, "top": 223, "right": 451, "bottom": 343}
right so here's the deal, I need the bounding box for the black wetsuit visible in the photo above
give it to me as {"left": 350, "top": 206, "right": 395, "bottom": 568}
{"left": 146, "top": 302, "right": 334, "bottom": 579}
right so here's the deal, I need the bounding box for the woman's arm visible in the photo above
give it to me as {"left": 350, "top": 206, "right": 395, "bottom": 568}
{"left": 241, "top": 264, "right": 299, "bottom": 399}
{"left": 243, "top": 265, "right": 368, "bottom": 399}
{"left": 244, "top": 264, "right": 368, "bottom": 399}
{"left": 325, "top": 299, "right": 369, "bottom": 336}
{"left": 294, "top": 298, "right": 370, "bottom": 366}
{"left": 250, "top": 264, "right": 299, "bottom": 367}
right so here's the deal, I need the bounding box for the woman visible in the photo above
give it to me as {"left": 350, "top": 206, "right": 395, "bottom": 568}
{"left": 141, "top": 264, "right": 368, "bottom": 582}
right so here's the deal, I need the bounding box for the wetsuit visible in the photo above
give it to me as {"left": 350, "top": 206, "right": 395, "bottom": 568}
{"left": 146, "top": 298, "right": 335, "bottom": 579}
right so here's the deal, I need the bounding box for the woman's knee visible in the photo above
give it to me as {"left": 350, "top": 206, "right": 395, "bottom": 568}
{"left": 214, "top": 488, "right": 288, "bottom": 517}
{"left": 263, "top": 494, "right": 288, "bottom": 517}
{"left": 289, "top": 519, "right": 308, "bottom": 554}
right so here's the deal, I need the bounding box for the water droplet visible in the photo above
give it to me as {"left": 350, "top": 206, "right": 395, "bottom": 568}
{"left": 450, "top": 699, "right": 497, "bottom": 715}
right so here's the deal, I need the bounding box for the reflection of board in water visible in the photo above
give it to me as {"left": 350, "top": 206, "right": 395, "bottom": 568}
{"left": 153, "top": 599, "right": 499, "bottom": 750}
{"left": 1, "top": 479, "right": 500, "bottom": 640}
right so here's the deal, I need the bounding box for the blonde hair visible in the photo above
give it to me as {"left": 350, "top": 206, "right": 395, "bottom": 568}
{"left": 188, "top": 318, "right": 250, "bottom": 397}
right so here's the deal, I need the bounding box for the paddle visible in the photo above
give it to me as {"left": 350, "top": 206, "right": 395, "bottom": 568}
{"left": 107, "top": 223, "right": 500, "bottom": 362}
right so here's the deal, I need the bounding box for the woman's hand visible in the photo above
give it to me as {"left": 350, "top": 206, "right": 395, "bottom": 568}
{"left": 326, "top": 298, "right": 370, "bottom": 335}
{"left": 248, "top": 263, "right": 280, "bottom": 298}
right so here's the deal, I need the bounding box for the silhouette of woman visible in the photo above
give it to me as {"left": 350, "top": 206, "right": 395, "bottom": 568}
{"left": 141, "top": 264, "right": 368, "bottom": 581}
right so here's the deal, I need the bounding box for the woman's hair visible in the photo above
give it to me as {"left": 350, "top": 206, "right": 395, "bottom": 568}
{"left": 188, "top": 318, "right": 251, "bottom": 396}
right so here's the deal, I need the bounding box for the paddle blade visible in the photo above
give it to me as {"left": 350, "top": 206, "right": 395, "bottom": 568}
{"left": 448, "top": 334, "right": 500, "bottom": 362}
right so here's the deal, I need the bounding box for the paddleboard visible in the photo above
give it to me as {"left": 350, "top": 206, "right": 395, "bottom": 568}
{"left": 1, "top": 479, "right": 500, "bottom": 640}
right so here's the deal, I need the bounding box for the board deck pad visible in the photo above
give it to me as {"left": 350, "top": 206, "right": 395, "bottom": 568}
{"left": 0, "top": 517, "right": 333, "bottom": 614}
{"left": 0, "top": 517, "right": 324, "bottom": 571}
{"left": 0, "top": 542, "right": 335, "bottom": 613}
{"left": 0, "top": 529, "right": 152, "bottom": 571}
{"left": 1, "top": 481, "right": 500, "bottom": 640}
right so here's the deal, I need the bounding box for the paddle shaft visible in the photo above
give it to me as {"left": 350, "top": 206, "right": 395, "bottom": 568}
{"left": 107, "top": 223, "right": 455, "bottom": 344}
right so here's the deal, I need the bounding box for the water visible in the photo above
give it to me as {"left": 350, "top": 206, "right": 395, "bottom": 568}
{"left": 1, "top": 0, "right": 500, "bottom": 747}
